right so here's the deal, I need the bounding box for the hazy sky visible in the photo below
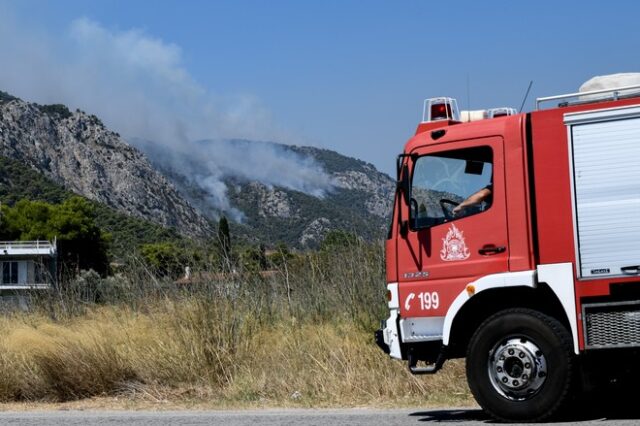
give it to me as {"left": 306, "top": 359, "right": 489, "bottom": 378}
{"left": 1, "top": 0, "right": 639, "bottom": 176}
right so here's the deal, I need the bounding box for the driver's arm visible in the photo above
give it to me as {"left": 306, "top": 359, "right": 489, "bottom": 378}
{"left": 452, "top": 187, "right": 492, "bottom": 215}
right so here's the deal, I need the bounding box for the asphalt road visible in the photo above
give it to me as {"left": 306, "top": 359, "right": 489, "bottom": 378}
{"left": 0, "top": 408, "right": 639, "bottom": 426}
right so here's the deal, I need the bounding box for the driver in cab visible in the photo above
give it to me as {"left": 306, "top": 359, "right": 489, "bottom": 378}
{"left": 452, "top": 184, "right": 493, "bottom": 217}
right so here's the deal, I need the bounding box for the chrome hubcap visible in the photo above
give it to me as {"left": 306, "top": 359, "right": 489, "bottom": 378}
{"left": 488, "top": 337, "right": 547, "bottom": 401}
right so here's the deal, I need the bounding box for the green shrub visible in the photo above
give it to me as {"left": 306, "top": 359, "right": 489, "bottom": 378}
{"left": 38, "top": 104, "right": 73, "bottom": 119}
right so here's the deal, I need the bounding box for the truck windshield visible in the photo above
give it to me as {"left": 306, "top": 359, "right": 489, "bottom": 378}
{"left": 410, "top": 146, "right": 493, "bottom": 228}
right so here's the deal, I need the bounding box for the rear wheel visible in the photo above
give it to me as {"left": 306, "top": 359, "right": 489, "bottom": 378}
{"left": 466, "top": 309, "right": 574, "bottom": 422}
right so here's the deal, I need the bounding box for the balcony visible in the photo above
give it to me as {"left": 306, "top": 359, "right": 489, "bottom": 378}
{"left": 0, "top": 240, "right": 57, "bottom": 256}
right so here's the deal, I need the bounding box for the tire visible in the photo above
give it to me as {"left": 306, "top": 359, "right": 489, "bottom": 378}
{"left": 466, "top": 308, "right": 574, "bottom": 422}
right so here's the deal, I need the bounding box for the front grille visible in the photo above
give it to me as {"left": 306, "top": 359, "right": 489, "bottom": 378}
{"left": 584, "top": 300, "right": 640, "bottom": 349}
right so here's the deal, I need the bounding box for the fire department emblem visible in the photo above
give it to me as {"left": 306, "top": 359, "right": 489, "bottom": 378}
{"left": 440, "top": 223, "right": 470, "bottom": 261}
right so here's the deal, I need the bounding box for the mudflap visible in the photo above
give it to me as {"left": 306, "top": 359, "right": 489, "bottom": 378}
{"left": 375, "top": 328, "right": 390, "bottom": 354}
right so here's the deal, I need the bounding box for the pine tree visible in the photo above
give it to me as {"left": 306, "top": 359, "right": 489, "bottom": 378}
{"left": 217, "top": 215, "right": 231, "bottom": 261}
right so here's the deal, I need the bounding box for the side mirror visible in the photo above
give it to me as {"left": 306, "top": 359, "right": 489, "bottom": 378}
{"left": 399, "top": 164, "right": 410, "bottom": 206}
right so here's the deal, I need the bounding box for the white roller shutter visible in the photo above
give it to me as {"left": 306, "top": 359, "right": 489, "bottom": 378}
{"left": 566, "top": 105, "right": 640, "bottom": 279}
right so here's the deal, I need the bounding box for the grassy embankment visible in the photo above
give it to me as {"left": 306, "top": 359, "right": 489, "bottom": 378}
{"left": 0, "top": 243, "right": 472, "bottom": 408}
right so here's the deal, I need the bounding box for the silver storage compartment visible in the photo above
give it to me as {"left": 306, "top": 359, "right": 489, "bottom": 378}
{"left": 565, "top": 106, "right": 640, "bottom": 279}
{"left": 583, "top": 300, "right": 640, "bottom": 349}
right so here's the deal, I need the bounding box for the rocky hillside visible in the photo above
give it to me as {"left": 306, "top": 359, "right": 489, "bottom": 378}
{"left": 234, "top": 145, "right": 395, "bottom": 247}
{"left": 141, "top": 140, "right": 395, "bottom": 247}
{"left": 0, "top": 92, "right": 212, "bottom": 237}
{"left": 0, "top": 90, "right": 395, "bottom": 247}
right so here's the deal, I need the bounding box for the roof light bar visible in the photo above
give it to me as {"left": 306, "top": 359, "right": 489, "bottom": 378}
{"left": 422, "top": 97, "right": 460, "bottom": 123}
{"left": 487, "top": 107, "right": 518, "bottom": 118}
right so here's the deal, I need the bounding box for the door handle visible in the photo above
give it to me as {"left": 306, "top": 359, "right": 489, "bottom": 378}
{"left": 621, "top": 265, "right": 640, "bottom": 275}
{"left": 478, "top": 244, "right": 506, "bottom": 256}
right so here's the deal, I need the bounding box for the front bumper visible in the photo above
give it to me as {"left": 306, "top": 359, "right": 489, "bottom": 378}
{"left": 376, "top": 283, "right": 403, "bottom": 359}
{"left": 377, "top": 309, "right": 402, "bottom": 359}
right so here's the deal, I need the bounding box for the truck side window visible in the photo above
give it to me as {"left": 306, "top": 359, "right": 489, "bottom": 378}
{"left": 410, "top": 146, "right": 493, "bottom": 228}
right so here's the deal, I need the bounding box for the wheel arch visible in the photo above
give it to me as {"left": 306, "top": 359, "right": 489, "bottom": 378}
{"left": 443, "top": 265, "right": 578, "bottom": 358}
{"left": 446, "top": 284, "right": 573, "bottom": 358}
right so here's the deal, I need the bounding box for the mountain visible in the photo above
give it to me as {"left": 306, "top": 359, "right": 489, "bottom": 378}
{"left": 0, "top": 92, "right": 212, "bottom": 237}
{"left": 0, "top": 91, "right": 395, "bottom": 247}
{"left": 135, "top": 139, "right": 395, "bottom": 247}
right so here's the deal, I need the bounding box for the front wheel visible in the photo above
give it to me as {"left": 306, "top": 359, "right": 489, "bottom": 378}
{"left": 466, "top": 309, "right": 574, "bottom": 422}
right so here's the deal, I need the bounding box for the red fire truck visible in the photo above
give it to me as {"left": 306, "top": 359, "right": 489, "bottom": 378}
{"left": 375, "top": 82, "right": 640, "bottom": 421}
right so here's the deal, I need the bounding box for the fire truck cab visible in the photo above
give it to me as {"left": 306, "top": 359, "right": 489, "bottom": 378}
{"left": 376, "top": 81, "right": 640, "bottom": 421}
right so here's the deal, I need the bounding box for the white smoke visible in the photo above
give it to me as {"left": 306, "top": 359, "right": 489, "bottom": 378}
{"left": 138, "top": 138, "right": 335, "bottom": 222}
{"left": 199, "top": 140, "right": 334, "bottom": 197}
{"left": 0, "top": 9, "right": 335, "bottom": 218}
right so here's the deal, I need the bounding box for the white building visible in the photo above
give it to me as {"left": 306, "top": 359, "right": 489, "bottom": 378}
{"left": 0, "top": 240, "right": 57, "bottom": 289}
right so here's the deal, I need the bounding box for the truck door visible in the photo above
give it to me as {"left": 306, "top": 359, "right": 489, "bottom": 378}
{"left": 397, "top": 137, "right": 508, "bottom": 321}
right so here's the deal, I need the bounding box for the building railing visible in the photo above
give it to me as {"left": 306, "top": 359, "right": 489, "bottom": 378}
{"left": 0, "top": 240, "right": 56, "bottom": 251}
{"left": 0, "top": 283, "right": 51, "bottom": 289}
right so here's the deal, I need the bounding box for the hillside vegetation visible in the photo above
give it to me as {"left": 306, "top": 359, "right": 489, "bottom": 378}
{"left": 0, "top": 155, "right": 180, "bottom": 258}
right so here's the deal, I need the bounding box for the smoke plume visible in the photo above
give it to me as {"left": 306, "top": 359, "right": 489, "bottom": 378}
{"left": 138, "top": 138, "right": 335, "bottom": 222}
{"left": 0, "top": 8, "right": 334, "bottom": 219}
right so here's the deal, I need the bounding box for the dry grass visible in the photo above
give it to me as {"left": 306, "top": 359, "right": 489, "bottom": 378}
{"left": 0, "top": 303, "right": 473, "bottom": 407}
{"left": 0, "top": 241, "right": 474, "bottom": 408}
